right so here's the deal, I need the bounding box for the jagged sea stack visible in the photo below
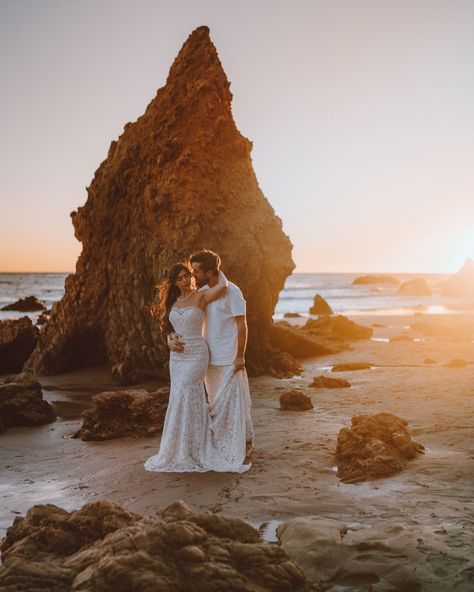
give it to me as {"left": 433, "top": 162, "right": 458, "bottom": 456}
{"left": 24, "top": 27, "right": 294, "bottom": 383}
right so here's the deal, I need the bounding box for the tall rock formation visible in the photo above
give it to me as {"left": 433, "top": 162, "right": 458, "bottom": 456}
{"left": 439, "top": 258, "right": 474, "bottom": 296}
{"left": 24, "top": 26, "right": 294, "bottom": 383}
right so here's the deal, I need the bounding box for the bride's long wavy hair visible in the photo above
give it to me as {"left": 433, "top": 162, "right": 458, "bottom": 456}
{"left": 151, "top": 263, "right": 192, "bottom": 338}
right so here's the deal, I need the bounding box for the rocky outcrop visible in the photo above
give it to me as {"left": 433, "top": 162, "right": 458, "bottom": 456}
{"left": 0, "top": 318, "right": 39, "bottom": 373}
{"left": 23, "top": 26, "right": 294, "bottom": 384}
{"left": 0, "top": 373, "right": 56, "bottom": 433}
{"left": 335, "top": 412, "right": 424, "bottom": 483}
{"left": 1, "top": 295, "right": 46, "bottom": 312}
{"left": 73, "top": 387, "right": 170, "bottom": 440}
{"left": 0, "top": 499, "right": 308, "bottom": 592}
{"left": 310, "top": 375, "right": 351, "bottom": 389}
{"left": 352, "top": 274, "right": 400, "bottom": 285}
{"left": 309, "top": 294, "right": 332, "bottom": 315}
{"left": 283, "top": 312, "right": 302, "bottom": 318}
{"left": 397, "top": 278, "right": 431, "bottom": 296}
{"left": 279, "top": 390, "right": 313, "bottom": 411}
{"left": 439, "top": 258, "right": 474, "bottom": 296}
{"left": 269, "top": 323, "right": 336, "bottom": 359}
{"left": 302, "top": 315, "right": 373, "bottom": 341}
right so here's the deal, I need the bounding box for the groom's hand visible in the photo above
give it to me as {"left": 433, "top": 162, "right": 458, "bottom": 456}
{"left": 233, "top": 355, "right": 245, "bottom": 373}
{"left": 168, "top": 333, "right": 184, "bottom": 352}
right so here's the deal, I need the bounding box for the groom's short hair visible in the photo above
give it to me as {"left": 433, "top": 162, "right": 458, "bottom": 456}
{"left": 189, "top": 250, "right": 221, "bottom": 275}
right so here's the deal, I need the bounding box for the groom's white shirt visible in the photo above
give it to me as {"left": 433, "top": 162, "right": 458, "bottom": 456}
{"left": 198, "top": 281, "right": 246, "bottom": 365}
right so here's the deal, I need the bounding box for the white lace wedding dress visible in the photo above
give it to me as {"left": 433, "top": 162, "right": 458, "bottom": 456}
{"left": 144, "top": 306, "right": 251, "bottom": 473}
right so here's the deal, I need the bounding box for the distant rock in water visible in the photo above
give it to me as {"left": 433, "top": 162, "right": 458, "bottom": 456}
{"left": 389, "top": 334, "right": 413, "bottom": 342}
{"left": 0, "top": 318, "right": 39, "bottom": 373}
{"left": 439, "top": 258, "right": 474, "bottom": 296}
{"left": 23, "top": 26, "right": 294, "bottom": 383}
{"left": 352, "top": 274, "right": 400, "bottom": 286}
{"left": 283, "top": 312, "right": 302, "bottom": 318}
{"left": 335, "top": 412, "right": 424, "bottom": 483}
{"left": 0, "top": 499, "right": 307, "bottom": 591}
{"left": 309, "top": 294, "right": 333, "bottom": 315}
{"left": 73, "top": 387, "right": 170, "bottom": 440}
{"left": 0, "top": 373, "right": 56, "bottom": 433}
{"left": 1, "top": 295, "right": 46, "bottom": 312}
{"left": 397, "top": 278, "right": 431, "bottom": 296}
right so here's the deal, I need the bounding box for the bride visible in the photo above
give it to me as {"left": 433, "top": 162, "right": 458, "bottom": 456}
{"left": 144, "top": 263, "right": 250, "bottom": 473}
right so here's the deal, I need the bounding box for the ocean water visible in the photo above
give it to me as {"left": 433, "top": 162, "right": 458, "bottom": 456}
{"left": 273, "top": 272, "right": 467, "bottom": 319}
{"left": 0, "top": 271, "right": 471, "bottom": 324}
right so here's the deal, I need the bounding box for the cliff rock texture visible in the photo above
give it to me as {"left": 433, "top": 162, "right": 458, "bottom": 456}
{"left": 24, "top": 26, "right": 294, "bottom": 383}
{"left": 0, "top": 500, "right": 308, "bottom": 591}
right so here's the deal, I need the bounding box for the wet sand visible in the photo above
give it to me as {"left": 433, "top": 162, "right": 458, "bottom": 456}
{"left": 1, "top": 312, "right": 473, "bottom": 587}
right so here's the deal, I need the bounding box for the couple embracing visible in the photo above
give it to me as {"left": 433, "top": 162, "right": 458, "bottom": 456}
{"left": 144, "top": 250, "right": 254, "bottom": 474}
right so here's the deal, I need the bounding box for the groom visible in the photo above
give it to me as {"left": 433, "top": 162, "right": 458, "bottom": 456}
{"left": 168, "top": 249, "right": 254, "bottom": 456}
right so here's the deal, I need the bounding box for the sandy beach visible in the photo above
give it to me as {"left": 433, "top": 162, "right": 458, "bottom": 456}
{"left": 1, "top": 310, "right": 473, "bottom": 588}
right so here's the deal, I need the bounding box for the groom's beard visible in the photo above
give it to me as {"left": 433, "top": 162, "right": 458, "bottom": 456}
{"left": 195, "top": 279, "right": 206, "bottom": 288}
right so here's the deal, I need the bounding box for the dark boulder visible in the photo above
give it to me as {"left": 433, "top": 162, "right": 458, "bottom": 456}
{"left": 73, "top": 387, "right": 170, "bottom": 440}
{"left": 0, "top": 372, "right": 56, "bottom": 432}
{"left": 0, "top": 317, "right": 39, "bottom": 373}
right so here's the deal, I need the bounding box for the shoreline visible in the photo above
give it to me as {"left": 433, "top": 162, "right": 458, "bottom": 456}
{"left": 1, "top": 311, "right": 473, "bottom": 586}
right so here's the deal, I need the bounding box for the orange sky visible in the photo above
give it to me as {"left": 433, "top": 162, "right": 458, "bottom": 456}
{"left": 1, "top": 0, "right": 473, "bottom": 273}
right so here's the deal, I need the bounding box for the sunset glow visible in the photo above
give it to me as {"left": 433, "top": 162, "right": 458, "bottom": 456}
{"left": 1, "top": 1, "right": 473, "bottom": 274}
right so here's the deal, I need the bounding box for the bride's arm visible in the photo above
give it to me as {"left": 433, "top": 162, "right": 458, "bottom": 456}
{"left": 200, "top": 271, "right": 228, "bottom": 305}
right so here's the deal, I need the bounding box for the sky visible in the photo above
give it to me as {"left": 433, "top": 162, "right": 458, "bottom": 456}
{"left": 1, "top": 0, "right": 473, "bottom": 273}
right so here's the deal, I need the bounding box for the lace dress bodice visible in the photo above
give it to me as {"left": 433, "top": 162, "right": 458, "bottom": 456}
{"left": 169, "top": 306, "right": 205, "bottom": 339}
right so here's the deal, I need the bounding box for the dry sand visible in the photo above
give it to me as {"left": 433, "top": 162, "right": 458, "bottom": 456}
{"left": 1, "top": 312, "right": 473, "bottom": 589}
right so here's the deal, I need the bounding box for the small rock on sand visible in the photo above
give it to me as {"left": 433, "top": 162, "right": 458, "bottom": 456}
{"left": 280, "top": 390, "right": 313, "bottom": 411}
{"left": 310, "top": 375, "right": 351, "bottom": 389}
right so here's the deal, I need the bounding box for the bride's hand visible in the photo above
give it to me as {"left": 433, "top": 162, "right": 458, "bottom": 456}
{"left": 168, "top": 332, "right": 184, "bottom": 352}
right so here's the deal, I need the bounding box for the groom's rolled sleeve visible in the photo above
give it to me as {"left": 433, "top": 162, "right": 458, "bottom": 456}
{"left": 229, "top": 285, "right": 246, "bottom": 317}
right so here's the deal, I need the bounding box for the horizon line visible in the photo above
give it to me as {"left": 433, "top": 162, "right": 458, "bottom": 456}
{"left": 0, "top": 269, "right": 455, "bottom": 275}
